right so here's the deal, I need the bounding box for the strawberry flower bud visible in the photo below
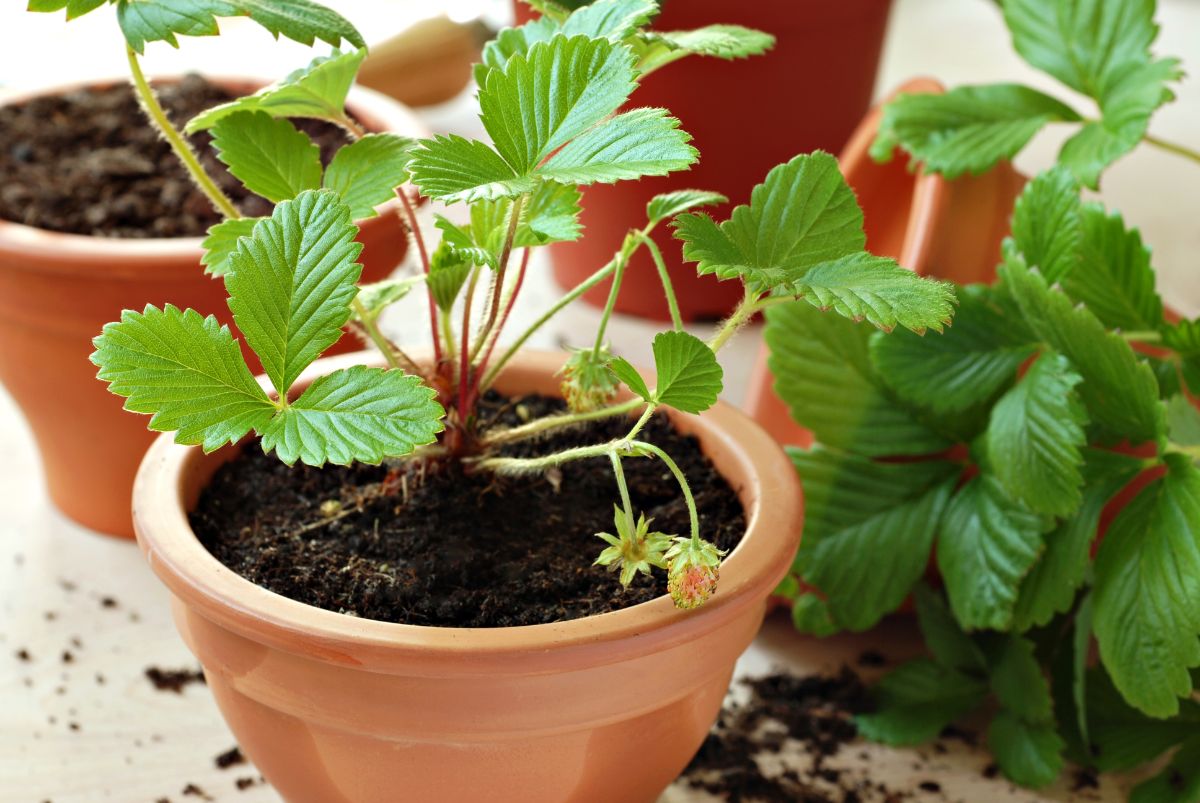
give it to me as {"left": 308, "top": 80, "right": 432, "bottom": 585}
{"left": 559, "top": 346, "right": 620, "bottom": 413}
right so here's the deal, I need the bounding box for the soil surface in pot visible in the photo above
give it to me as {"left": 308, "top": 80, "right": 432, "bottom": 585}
{"left": 190, "top": 393, "right": 747, "bottom": 627}
{"left": 0, "top": 75, "right": 354, "bottom": 238}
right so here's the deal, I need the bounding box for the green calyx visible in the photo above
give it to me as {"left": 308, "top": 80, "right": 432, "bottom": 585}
{"left": 594, "top": 507, "right": 673, "bottom": 587}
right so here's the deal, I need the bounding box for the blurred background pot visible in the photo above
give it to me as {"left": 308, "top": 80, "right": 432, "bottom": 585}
{"left": 518, "top": 0, "right": 895, "bottom": 322}
{"left": 132, "top": 349, "right": 802, "bottom": 803}
{"left": 745, "top": 78, "right": 1028, "bottom": 447}
{"left": 0, "top": 77, "right": 424, "bottom": 539}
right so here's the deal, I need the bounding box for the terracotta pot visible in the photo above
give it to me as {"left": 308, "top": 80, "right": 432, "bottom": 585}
{"left": 744, "top": 78, "right": 1028, "bottom": 447}
{"left": 132, "top": 349, "right": 802, "bottom": 803}
{"left": 522, "top": 0, "right": 895, "bottom": 322}
{"left": 0, "top": 77, "right": 426, "bottom": 538}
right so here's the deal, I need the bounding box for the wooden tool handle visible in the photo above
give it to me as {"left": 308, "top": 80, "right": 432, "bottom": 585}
{"left": 357, "top": 16, "right": 488, "bottom": 108}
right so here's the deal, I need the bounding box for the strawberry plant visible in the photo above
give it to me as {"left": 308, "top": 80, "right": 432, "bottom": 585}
{"left": 772, "top": 0, "right": 1200, "bottom": 793}
{"left": 76, "top": 0, "right": 956, "bottom": 607}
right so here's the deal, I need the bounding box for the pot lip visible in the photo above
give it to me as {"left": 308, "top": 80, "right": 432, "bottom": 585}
{"left": 132, "top": 350, "right": 803, "bottom": 672}
{"left": 0, "top": 74, "right": 427, "bottom": 272}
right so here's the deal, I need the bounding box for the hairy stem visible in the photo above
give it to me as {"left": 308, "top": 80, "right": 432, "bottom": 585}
{"left": 624, "top": 403, "right": 657, "bottom": 441}
{"left": 397, "top": 188, "right": 442, "bottom": 366}
{"left": 480, "top": 397, "right": 643, "bottom": 448}
{"left": 1143, "top": 132, "right": 1200, "bottom": 166}
{"left": 351, "top": 299, "right": 424, "bottom": 376}
{"left": 335, "top": 112, "right": 367, "bottom": 140}
{"left": 126, "top": 47, "right": 240, "bottom": 220}
{"left": 591, "top": 234, "right": 635, "bottom": 358}
{"left": 457, "top": 266, "right": 482, "bottom": 426}
{"left": 610, "top": 451, "right": 636, "bottom": 533}
{"left": 475, "top": 248, "right": 531, "bottom": 381}
{"left": 708, "top": 287, "right": 765, "bottom": 353}
{"left": 633, "top": 441, "right": 700, "bottom": 544}
{"left": 635, "top": 231, "right": 684, "bottom": 332}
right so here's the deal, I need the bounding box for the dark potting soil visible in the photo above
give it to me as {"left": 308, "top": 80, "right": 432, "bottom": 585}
{"left": 0, "top": 74, "right": 354, "bottom": 237}
{"left": 190, "top": 393, "right": 747, "bottom": 627}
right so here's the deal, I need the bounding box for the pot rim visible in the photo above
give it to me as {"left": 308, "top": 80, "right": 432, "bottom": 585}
{"left": 0, "top": 74, "right": 427, "bottom": 275}
{"left": 132, "top": 350, "right": 802, "bottom": 673}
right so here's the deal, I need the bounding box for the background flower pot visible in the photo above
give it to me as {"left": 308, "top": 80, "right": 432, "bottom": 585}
{"left": 132, "top": 349, "right": 801, "bottom": 803}
{"left": 0, "top": 77, "right": 426, "bottom": 539}
{"left": 518, "top": 0, "right": 895, "bottom": 322}
{"left": 744, "top": 78, "right": 1028, "bottom": 447}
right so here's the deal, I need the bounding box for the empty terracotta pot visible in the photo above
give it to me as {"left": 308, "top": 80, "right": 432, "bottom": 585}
{"left": 0, "top": 78, "right": 425, "bottom": 538}
{"left": 132, "top": 349, "right": 802, "bottom": 803}
{"left": 744, "top": 78, "right": 1028, "bottom": 447}
{"left": 522, "top": 0, "right": 895, "bottom": 322}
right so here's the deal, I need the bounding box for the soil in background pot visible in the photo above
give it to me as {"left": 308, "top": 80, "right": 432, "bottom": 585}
{"left": 190, "top": 393, "right": 747, "bottom": 628}
{"left": 0, "top": 74, "right": 355, "bottom": 238}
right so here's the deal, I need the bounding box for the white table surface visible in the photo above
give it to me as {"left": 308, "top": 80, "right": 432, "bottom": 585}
{"left": 3, "top": 1, "right": 1198, "bottom": 801}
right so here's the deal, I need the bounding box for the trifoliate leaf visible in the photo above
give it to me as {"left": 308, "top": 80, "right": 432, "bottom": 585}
{"left": 407, "top": 134, "right": 536, "bottom": 203}
{"left": 1012, "top": 450, "right": 1143, "bottom": 631}
{"left": 986, "top": 351, "right": 1088, "bottom": 517}
{"left": 870, "top": 84, "right": 1081, "bottom": 177}
{"left": 1081, "top": 665, "right": 1200, "bottom": 771}
{"left": 649, "top": 330, "right": 723, "bottom": 413}
{"left": 1001, "top": 253, "right": 1164, "bottom": 444}
{"left": 91, "top": 304, "right": 275, "bottom": 451}
{"left": 1058, "top": 59, "right": 1183, "bottom": 189}
{"left": 1093, "top": 454, "right": 1200, "bottom": 717}
{"left": 646, "top": 190, "right": 727, "bottom": 225}
{"left": 211, "top": 111, "right": 322, "bottom": 204}
{"left": 27, "top": 0, "right": 107, "bottom": 20}
{"left": 426, "top": 242, "right": 474, "bottom": 312}
{"left": 988, "top": 710, "right": 1065, "bottom": 789}
{"left": 355, "top": 276, "right": 423, "bottom": 319}
{"left": 856, "top": 659, "right": 988, "bottom": 745}
{"left": 937, "top": 474, "right": 1051, "bottom": 631}
{"left": 1002, "top": 0, "right": 1158, "bottom": 97}
{"left": 1129, "top": 736, "right": 1200, "bottom": 803}
{"left": 785, "top": 252, "right": 956, "bottom": 335}
{"left": 117, "top": 0, "right": 364, "bottom": 53}
{"left": 635, "top": 25, "right": 775, "bottom": 74}
{"left": 674, "top": 152, "right": 865, "bottom": 290}
{"left": 322, "top": 134, "right": 417, "bottom": 220}
{"left": 225, "top": 190, "right": 363, "bottom": 396}
{"left": 870, "top": 284, "right": 1034, "bottom": 415}
{"left": 537, "top": 107, "right": 697, "bottom": 185}
{"left": 1061, "top": 203, "right": 1163, "bottom": 331}
{"left": 201, "top": 217, "right": 263, "bottom": 277}
{"left": 1167, "top": 395, "right": 1200, "bottom": 448}
{"left": 913, "top": 584, "right": 986, "bottom": 673}
{"left": 607, "top": 357, "right": 651, "bottom": 403}
{"left": 1009, "top": 167, "right": 1081, "bottom": 284}
{"left": 790, "top": 592, "right": 840, "bottom": 638}
{"left": 990, "top": 636, "right": 1053, "bottom": 721}
{"left": 790, "top": 448, "right": 958, "bottom": 631}
{"left": 764, "top": 301, "right": 952, "bottom": 456}
{"left": 259, "top": 365, "right": 443, "bottom": 466}
{"left": 184, "top": 48, "right": 366, "bottom": 132}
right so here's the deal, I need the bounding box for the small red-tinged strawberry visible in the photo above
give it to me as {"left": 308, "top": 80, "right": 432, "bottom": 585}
{"left": 665, "top": 537, "right": 725, "bottom": 609}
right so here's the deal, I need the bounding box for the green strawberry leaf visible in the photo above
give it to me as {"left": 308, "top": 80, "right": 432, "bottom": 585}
{"left": 790, "top": 592, "right": 840, "bottom": 637}
{"left": 1012, "top": 450, "right": 1144, "bottom": 631}
{"left": 764, "top": 300, "right": 952, "bottom": 456}
{"left": 426, "top": 242, "right": 475, "bottom": 312}
{"left": 516, "top": 183, "right": 584, "bottom": 246}
{"left": 259, "top": 365, "right": 443, "bottom": 466}
{"left": 1001, "top": 253, "right": 1164, "bottom": 445}
{"left": 1009, "top": 166, "right": 1082, "bottom": 284}
{"left": 990, "top": 636, "right": 1053, "bottom": 721}
{"left": 27, "top": 0, "right": 107, "bottom": 19}
{"left": 1061, "top": 203, "right": 1164, "bottom": 331}
{"left": 988, "top": 710, "right": 1065, "bottom": 789}
{"left": 1129, "top": 736, "right": 1200, "bottom": 803}
{"left": 608, "top": 357, "right": 652, "bottom": 403}
{"left": 225, "top": 190, "right": 363, "bottom": 396}
{"left": 870, "top": 84, "right": 1081, "bottom": 176}
{"left": 322, "top": 133, "right": 417, "bottom": 220}
{"left": 535, "top": 107, "right": 697, "bottom": 185}
{"left": 856, "top": 658, "right": 988, "bottom": 745}
{"left": 1093, "top": 454, "right": 1200, "bottom": 718}
{"left": 406, "top": 134, "right": 536, "bottom": 203}
{"left": 647, "top": 330, "right": 723, "bottom": 413}
{"left": 211, "top": 111, "right": 322, "bottom": 204}
{"left": 355, "top": 276, "right": 424, "bottom": 320}
{"left": 913, "top": 584, "right": 987, "bottom": 673}
{"left": 937, "top": 474, "right": 1051, "bottom": 631}
{"left": 870, "top": 284, "right": 1035, "bottom": 415}
{"left": 200, "top": 217, "right": 263, "bottom": 277}
{"left": 790, "top": 448, "right": 958, "bottom": 631}
{"left": 184, "top": 48, "right": 366, "bottom": 132}
{"left": 91, "top": 304, "right": 275, "bottom": 451}
{"left": 1081, "top": 665, "right": 1200, "bottom": 771}
{"left": 634, "top": 24, "right": 776, "bottom": 74}
{"left": 986, "top": 351, "right": 1089, "bottom": 517}
{"left": 646, "top": 189, "right": 728, "bottom": 225}
{"left": 117, "top": 0, "right": 364, "bottom": 53}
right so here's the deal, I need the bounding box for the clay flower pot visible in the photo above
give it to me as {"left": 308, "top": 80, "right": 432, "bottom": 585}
{"left": 132, "top": 349, "right": 801, "bottom": 803}
{"left": 745, "top": 78, "right": 1028, "bottom": 446}
{"left": 0, "top": 77, "right": 426, "bottom": 538}
{"left": 519, "top": 0, "right": 895, "bottom": 322}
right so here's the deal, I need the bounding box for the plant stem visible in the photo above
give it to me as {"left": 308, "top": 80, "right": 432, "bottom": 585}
{"left": 624, "top": 403, "right": 656, "bottom": 441}
{"left": 632, "top": 441, "right": 700, "bottom": 544}
{"left": 480, "top": 397, "right": 643, "bottom": 448}
{"left": 1120, "top": 330, "right": 1163, "bottom": 344}
{"left": 473, "top": 195, "right": 526, "bottom": 364}
{"left": 609, "top": 451, "right": 635, "bottom": 533}
{"left": 708, "top": 287, "right": 765, "bottom": 353}
{"left": 457, "top": 266, "right": 482, "bottom": 426}
{"left": 440, "top": 308, "right": 457, "bottom": 362}
{"left": 635, "top": 231, "right": 684, "bottom": 332}
{"left": 351, "top": 299, "right": 424, "bottom": 376}
{"left": 335, "top": 112, "right": 367, "bottom": 140}
{"left": 1143, "top": 132, "right": 1200, "bottom": 166}
{"left": 397, "top": 188, "right": 442, "bottom": 366}
{"left": 126, "top": 46, "right": 240, "bottom": 220}
{"left": 474, "top": 248, "right": 531, "bottom": 380}
{"left": 591, "top": 233, "right": 636, "bottom": 358}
